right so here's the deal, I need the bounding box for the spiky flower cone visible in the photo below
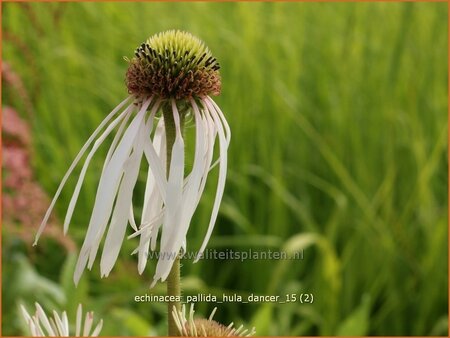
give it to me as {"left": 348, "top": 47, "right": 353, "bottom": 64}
{"left": 126, "top": 30, "right": 221, "bottom": 99}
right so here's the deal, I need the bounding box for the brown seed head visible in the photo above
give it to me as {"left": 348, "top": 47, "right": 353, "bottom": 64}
{"left": 126, "top": 30, "right": 221, "bottom": 100}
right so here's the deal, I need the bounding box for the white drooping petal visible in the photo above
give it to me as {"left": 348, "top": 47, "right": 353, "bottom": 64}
{"left": 195, "top": 104, "right": 217, "bottom": 205}
{"left": 128, "top": 204, "right": 138, "bottom": 232}
{"left": 84, "top": 102, "right": 154, "bottom": 263}
{"left": 87, "top": 99, "right": 158, "bottom": 269}
{"left": 207, "top": 96, "right": 231, "bottom": 145}
{"left": 188, "top": 99, "right": 215, "bottom": 211}
{"left": 34, "top": 96, "right": 132, "bottom": 244}
{"left": 153, "top": 100, "right": 185, "bottom": 283}
{"left": 149, "top": 119, "right": 167, "bottom": 233}
{"left": 129, "top": 210, "right": 164, "bottom": 240}
{"left": 142, "top": 117, "right": 165, "bottom": 218}
{"left": 156, "top": 99, "right": 207, "bottom": 274}
{"left": 204, "top": 96, "right": 230, "bottom": 172}
{"left": 137, "top": 117, "right": 166, "bottom": 273}
{"left": 184, "top": 99, "right": 208, "bottom": 212}
{"left": 73, "top": 97, "right": 152, "bottom": 285}
{"left": 194, "top": 98, "right": 229, "bottom": 262}
{"left": 142, "top": 120, "right": 168, "bottom": 204}
{"left": 63, "top": 105, "right": 134, "bottom": 233}
{"left": 99, "top": 107, "right": 155, "bottom": 277}
{"left": 103, "top": 104, "right": 134, "bottom": 170}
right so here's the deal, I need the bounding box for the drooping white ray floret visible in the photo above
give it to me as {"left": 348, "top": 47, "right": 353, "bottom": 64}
{"left": 73, "top": 97, "right": 156, "bottom": 283}
{"left": 33, "top": 96, "right": 132, "bottom": 244}
{"left": 194, "top": 97, "right": 230, "bottom": 261}
{"left": 137, "top": 117, "right": 166, "bottom": 273}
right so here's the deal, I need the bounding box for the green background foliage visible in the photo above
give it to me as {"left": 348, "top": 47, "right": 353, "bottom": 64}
{"left": 2, "top": 2, "right": 448, "bottom": 336}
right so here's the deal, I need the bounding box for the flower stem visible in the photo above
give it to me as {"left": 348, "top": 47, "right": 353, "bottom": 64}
{"left": 167, "top": 256, "right": 181, "bottom": 335}
{"left": 163, "top": 102, "right": 183, "bottom": 336}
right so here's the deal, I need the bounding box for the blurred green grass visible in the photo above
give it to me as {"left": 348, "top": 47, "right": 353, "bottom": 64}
{"left": 2, "top": 2, "right": 448, "bottom": 336}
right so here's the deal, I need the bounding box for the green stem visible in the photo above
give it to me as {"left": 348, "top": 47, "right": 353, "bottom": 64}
{"left": 163, "top": 102, "right": 183, "bottom": 336}
{"left": 167, "top": 256, "right": 181, "bottom": 336}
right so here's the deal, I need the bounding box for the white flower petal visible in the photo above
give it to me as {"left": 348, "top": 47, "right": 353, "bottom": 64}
{"left": 100, "top": 112, "right": 152, "bottom": 277}
{"left": 129, "top": 210, "right": 164, "bottom": 239}
{"left": 35, "top": 302, "right": 56, "bottom": 336}
{"left": 52, "top": 310, "right": 66, "bottom": 336}
{"left": 83, "top": 312, "right": 93, "bottom": 336}
{"left": 172, "top": 306, "right": 184, "bottom": 335}
{"left": 189, "top": 303, "right": 196, "bottom": 336}
{"left": 142, "top": 123, "right": 168, "bottom": 203}
{"left": 61, "top": 312, "right": 69, "bottom": 336}
{"left": 63, "top": 105, "right": 134, "bottom": 234}
{"left": 129, "top": 204, "right": 138, "bottom": 232}
{"left": 184, "top": 98, "right": 207, "bottom": 207}
{"left": 205, "top": 96, "right": 231, "bottom": 172}
{"left": 194, "top": 99, "right": 228, "bottom": 262}
{"left": 29, "top": 320, "right": 39, "bottom": 336}
{"left": 142, "top": 117, "right": 165, "bottom": 218}
{"left": 180, "top": 103, "right": 216, "bottom": 233}
{"left": 20, "top": 305, "right": 33, "bottom": 323}
{"left": 103, "top": 104, "right": 134, "bottom": 170}
{"left": 196, "top": 104, "right": 217, "bottom": 200}
{"left": 90, "top": 319, "right": 103, "bottom": 337}
{"left": 85, "top": 99, "right": 156, "bottom": 269}
{"left": 158, "top": 99, "right": 206, "bottom": 273}
{"left": 138, "top": 117, "right": 166, "bottom": 273}
{"left": 21, "top": 303, "right": 102, "bottom": 337}
{"left": 154, "top": 100, "right": 185, "bottom": 282}
{"left": 208, "top": 96, "right": 231, "bottom": 145}
{"left": 76, "top": 304, "right": 82, "bottom": 337}
{"left": 20, "top": 305, "right": 41, "bottom": 337}
{"left": 49, "top": 318, "right": 59, "bottom": 337}
{"left": 136, "top": 211, "right": 164, "bottom": 271}
{"left": 73, "top": 97, "right": 152, "bottom": 285}
{"left": 31, "top": 315, "right": 45, "bottom": 336}
{"left": 34, "top": 96, "right": 132, "bottom": 245}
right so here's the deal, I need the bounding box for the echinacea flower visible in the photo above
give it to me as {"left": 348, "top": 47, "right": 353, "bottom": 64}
{"left": 172, "top": 304, "right": 256, "bottom": 337}
{"left": 34, "top": 30, "right": 230, "bottom": 286}
{"left": 20, "top": 303, "right": 103, "bottom": 336}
